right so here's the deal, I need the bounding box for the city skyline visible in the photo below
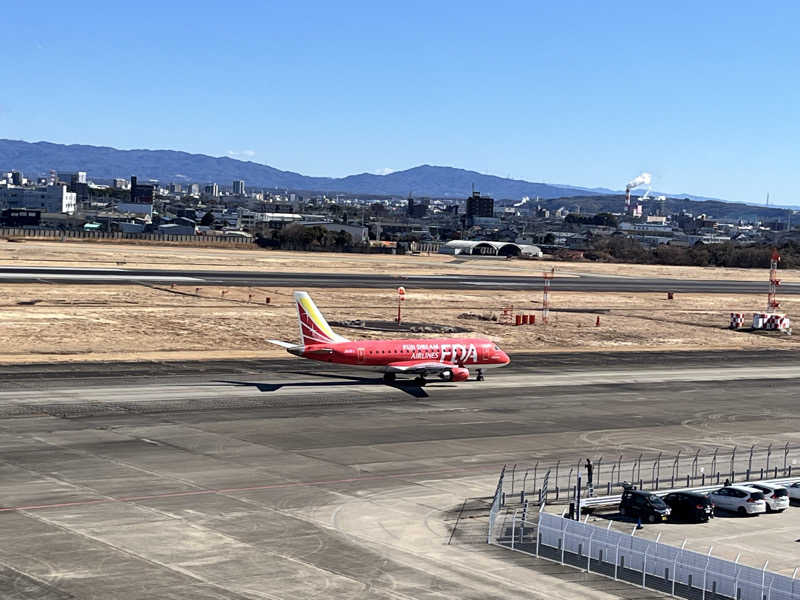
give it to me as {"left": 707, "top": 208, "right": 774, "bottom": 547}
{"left": 4, "top": 2, "right": 799, "bottom": 205}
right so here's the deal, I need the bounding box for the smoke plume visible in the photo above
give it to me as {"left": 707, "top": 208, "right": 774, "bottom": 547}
{"left": 626, "top": 172, "right": 652, "bottom": 189}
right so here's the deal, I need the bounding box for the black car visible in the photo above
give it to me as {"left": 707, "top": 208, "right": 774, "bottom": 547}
{"left": 664, "top": 491, "right": 715, "bottom": 522}
{"left": 619, "top": 489, "right": 671, "bottom": 523}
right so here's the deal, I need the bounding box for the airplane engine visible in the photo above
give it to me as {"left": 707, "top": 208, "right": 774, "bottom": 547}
{"left": 440, "top": 367, "right": 470, "bottom": 382}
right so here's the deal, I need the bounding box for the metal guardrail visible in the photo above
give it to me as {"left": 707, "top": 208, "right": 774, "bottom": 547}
{"left": 490, "top": 510, "right": 800, "bottom": 600}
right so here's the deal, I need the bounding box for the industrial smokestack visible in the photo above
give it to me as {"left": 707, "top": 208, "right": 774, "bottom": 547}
{"left": 625, "top": 185, "right": 631, "bottom": 208}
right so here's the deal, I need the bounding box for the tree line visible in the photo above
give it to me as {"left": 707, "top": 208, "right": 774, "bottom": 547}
{"left": 585, "top": 237, "right": 800, "bottom": 269}
{"left": 255, "top": 224, "right": 356, "bottom": 251}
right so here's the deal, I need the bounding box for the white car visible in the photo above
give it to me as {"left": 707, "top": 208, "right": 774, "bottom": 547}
{"left": 708, "top": 486, "right": 767, "bottom": 516}
{"left": 749, "top": 483, "right": 789, "bottom": 512}
{"left": 787, "top": 481, "right": 800, "bottom": 501}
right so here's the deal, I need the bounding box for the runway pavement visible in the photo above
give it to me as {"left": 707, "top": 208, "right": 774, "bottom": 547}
{"left": 1, "top": 350, "right": 799, "bottom": 599}
{"left": 0, "top": 265, "right": 795, "bottom": 293}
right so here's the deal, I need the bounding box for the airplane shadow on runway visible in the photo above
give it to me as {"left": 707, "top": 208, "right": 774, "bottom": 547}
{"left": 213, "top": 372, "right": 438, "bottom": 398}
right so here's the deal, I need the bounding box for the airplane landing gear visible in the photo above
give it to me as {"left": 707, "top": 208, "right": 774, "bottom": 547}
{"left": 476, "top": 369, "right": 484, "bottom": 381}
{"left": 414, "top": 376, "right": 426, "bottom": 386}
{"left": 383, "top": 372, "right": 396, "bottom": 384}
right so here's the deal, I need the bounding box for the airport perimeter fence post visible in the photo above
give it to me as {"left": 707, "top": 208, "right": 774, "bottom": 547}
{"left": 784, "top": 442, "right": 790, "bottom": 475}
{"left": 711, "top": 448, "right": 718, "bottom": 479}
{"left": 651, "top": 453, "right": 661, "bottom": 490}
{"left": 617, "top": 455, "right": 622, "bottom": 486}
{"left": 554, "top": 461, "right": 560, "bottom": 500}
{"left": 766, "top": 443, "right": 772, "bottom": 474}
{"left": 511, "top": 464, "right": 516, "bottom": 496}
{"left": 567, "top": 468, "right": 573, "bottom": 498}
{"left": 730, "top": 446, "right": 737, "bottom": 482}
{"left": 748, "top": 444, "right": 755, "bottom": 475}
{"left": 692, "top": 449, "right": 700, "bottom": 477}
{"left": 671, "top": 448, "right": 681, "bottom": 487}
{"left": 637, "top": 453, "right": 643, "bottom": 483}
{"left": 511, "top": 510, "right": 517, "bottom": 550}
{"left": 521, "top": 469, "right": 529, "bottom": 503}
{"left": 595, "top": 456, "right": 603, "bottom": 495}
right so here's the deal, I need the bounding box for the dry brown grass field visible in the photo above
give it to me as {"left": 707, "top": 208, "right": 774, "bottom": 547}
{"left": 0, "top": 281, "right": 795, "bottom": 364}
{"left": 2, "top": 238, "right": 800, "bottom": 281}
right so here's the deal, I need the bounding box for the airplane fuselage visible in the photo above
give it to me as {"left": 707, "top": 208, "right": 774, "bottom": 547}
{"left": 293, "top": 337, "right": 510, "bottom": 371}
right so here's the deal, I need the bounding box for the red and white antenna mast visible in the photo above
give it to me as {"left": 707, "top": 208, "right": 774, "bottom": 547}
{"left": 767, "top": 249, "right": 781, "bottom": 313}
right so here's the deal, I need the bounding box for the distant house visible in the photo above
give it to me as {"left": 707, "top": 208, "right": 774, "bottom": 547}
{"left": 158, "top": 223, "right": 195, "bottom": 236}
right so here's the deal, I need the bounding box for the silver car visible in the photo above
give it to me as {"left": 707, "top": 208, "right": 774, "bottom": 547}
{"left": 708, "top": 485, "right": 767, "bottom": 516}
{"left": 749, "top": 483, "right": 789, "bottom": 512}
{"left": 787, "top": 481, "right": 800, "bottom": 501}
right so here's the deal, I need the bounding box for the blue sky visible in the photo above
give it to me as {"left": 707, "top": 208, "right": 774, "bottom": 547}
{"left": 3, "top": 1, "right": 799, "bottom": 204}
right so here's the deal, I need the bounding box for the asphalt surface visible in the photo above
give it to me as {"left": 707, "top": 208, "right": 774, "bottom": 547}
{"left": 2, "top": 350, "right": 800, "bottom": 599}
{"left": 0, "top": 265, "right": 794, "bottom": 293}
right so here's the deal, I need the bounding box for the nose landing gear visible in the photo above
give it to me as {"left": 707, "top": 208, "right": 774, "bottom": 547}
{"left": 476, "top": 369, "right": 484, "bottom": 381}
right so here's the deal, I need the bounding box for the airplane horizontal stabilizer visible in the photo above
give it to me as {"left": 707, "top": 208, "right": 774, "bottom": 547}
{"left": 267, "top": 340, "right": 297, "bottom": 349}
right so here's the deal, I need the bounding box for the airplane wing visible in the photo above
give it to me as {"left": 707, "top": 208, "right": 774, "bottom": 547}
{"left": 385, "top": 360, "right": 456, "bottom": 375}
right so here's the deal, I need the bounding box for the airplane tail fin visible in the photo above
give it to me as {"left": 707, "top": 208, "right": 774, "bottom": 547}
{"left": 294, "top": 291, "right": 349, "bottom": 346}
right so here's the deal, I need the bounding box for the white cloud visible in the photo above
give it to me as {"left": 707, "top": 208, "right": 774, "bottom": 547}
{"left": 226, "top": 150, "right": 256, "bottom": 159}
{"left": 374, "top": 168, "right": 394, "bottom": 175}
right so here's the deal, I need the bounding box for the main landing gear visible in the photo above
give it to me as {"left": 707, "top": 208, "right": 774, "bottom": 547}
{"left": 476, "top": 369, "right": 484, "bottom": 381}
{"left": 383, "top": 372, "right": 396, "bottom": 384}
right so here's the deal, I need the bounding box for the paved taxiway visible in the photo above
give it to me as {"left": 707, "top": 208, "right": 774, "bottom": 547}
{"left": 1, "top": 265, "right": 798, "bottom": 293}
{"left": 1, "top": 350, "right": 799, "bottom": 599}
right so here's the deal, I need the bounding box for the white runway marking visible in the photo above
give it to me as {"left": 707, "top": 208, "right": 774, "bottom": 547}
{"left": 0, "top": 274, "right": 205, "bottom": 281}
{"left": 0, "top": 266, "right": 127, "bottom": 271}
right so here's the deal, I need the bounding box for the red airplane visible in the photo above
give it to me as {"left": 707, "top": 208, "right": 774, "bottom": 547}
{"left": 268, "top": 291, "right": 510, "bottom": 383}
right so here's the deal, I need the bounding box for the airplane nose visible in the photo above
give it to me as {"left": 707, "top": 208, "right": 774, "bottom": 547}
{"left": 499, "top": 351, "right": 510, "bottom": 365}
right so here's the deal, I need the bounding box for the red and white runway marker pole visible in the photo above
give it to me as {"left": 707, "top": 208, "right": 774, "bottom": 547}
{"left": 768, "top": 249, "right": 781, "bottom": 312}
{"left": 396, "top": 286, "right": 405, "bottom": 323}
{"left": 542, "top": 269, "right": 553, "bottom": 324}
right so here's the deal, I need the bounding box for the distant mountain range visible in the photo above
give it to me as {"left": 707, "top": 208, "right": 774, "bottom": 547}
{"left": 1, "top": 139, "right": 790, "bottom": 215}
{"left": 0, "top": 139, "right": 610, "bottom": 200}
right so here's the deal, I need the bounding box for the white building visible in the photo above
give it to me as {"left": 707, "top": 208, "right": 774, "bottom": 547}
{"left": 0, "top": 184, "right": 77, "bottom": 214}
{"left": 232, "top": 180, "right": 246, "bottom": 195}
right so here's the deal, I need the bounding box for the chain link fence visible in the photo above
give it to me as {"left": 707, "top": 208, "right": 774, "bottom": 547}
{"left": 499, "top": 443, "right": 800, "bottom": 507}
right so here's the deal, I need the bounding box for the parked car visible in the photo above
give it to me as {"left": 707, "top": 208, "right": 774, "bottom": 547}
{"left": 664, "top": 491, "right": 714, "bottom": 522}
{"left": 619, "top": 489, "right": 671, "bottom": 523}
{"left": 748, "top": 483, "right": 789, "bottom": 512}
{"left": 708, "top": 486, "right": 767, "bottom": 516}
{"left": 787, "top": 482, "right": 800, "bottom": 501}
